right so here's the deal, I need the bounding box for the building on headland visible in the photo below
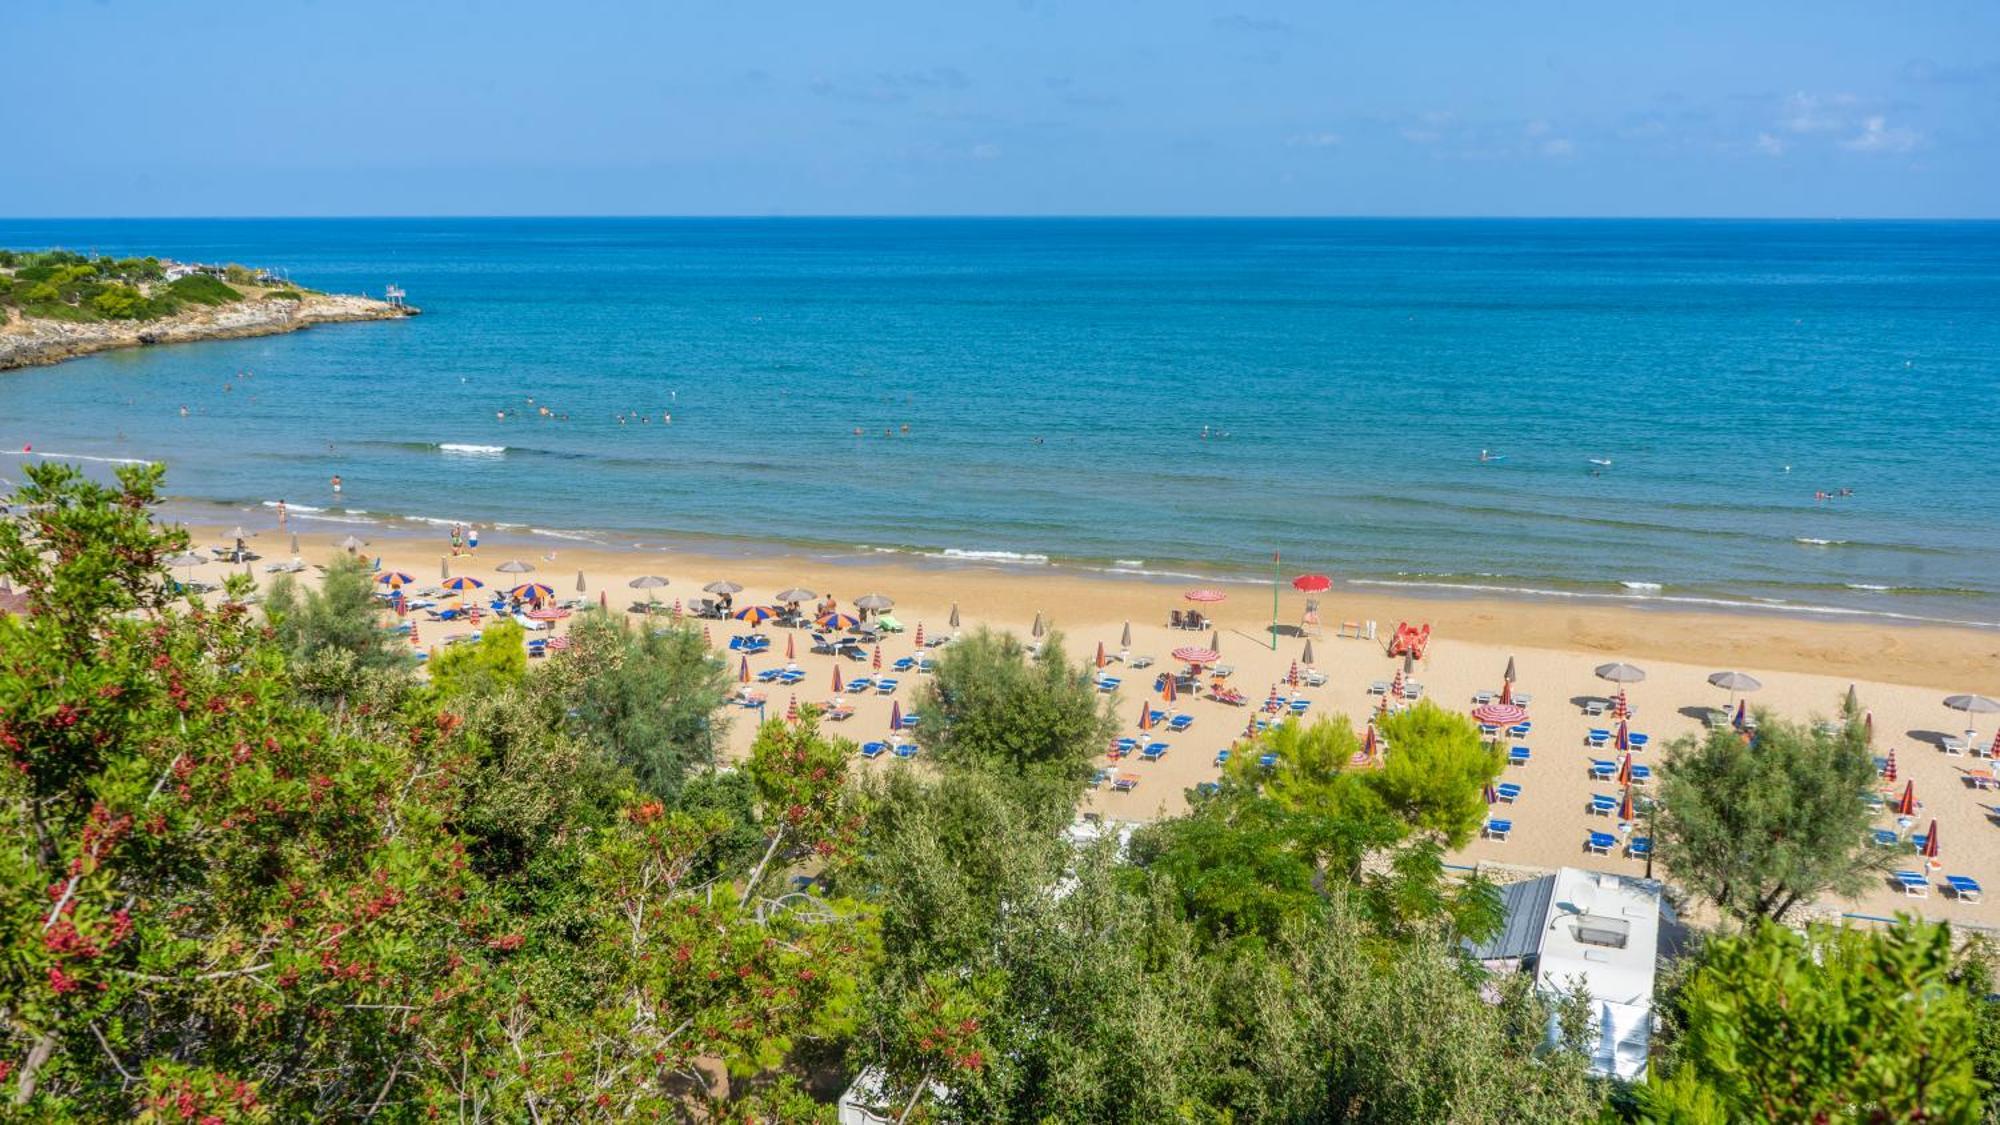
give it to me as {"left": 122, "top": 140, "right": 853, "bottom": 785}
{"left": 1461, "top": 866, "right": 1687, "bottom": 1081}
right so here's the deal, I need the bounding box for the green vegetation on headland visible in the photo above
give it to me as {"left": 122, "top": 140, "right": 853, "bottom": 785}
{"left": 1, "top": 460, "right": 1996, "bottom": 1121}
{"left": 0, "top": 247, "right": 310, "bottom": 324}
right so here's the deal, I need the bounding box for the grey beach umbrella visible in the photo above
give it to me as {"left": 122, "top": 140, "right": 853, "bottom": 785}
{"left": 1209, "top": 628, "right": 1220, "bottom": 653}
{"left": 441, "top": 557, "right": 452, "bottom": 580}
{"left": 629, "top": 575, "right": 670, "bottom": 603}
{"left": 1031, "top": 612, "right": 1045, "bottom": 638}
{"left": 703, "top": 580, "right": 744, "bottom": 595}
{"left": 496, "top": 559, "right": 535, "bottom": 574}
{"left": 337, "top": 535, "right": 366, "bottom": 553}
{"left": 1301, "top": 639, "right": 1315, "bottom": 665}
{"left": 1120, "top": 621, "right": 1132, "bottom": 649}
{"left": 290, "top": 531, "right": 300, "bottom": 555}
{"left": 948, "top": 602, "right": 961, "bottom": 628}
{"left": 855, "top": 593, "right": 895, "bottom": 612}
{"left": 165, "top": 551, "right": 206, "bottom": 582}
{"left": 1503, "top": 656, "right": 1517, "bottom": 684}
{"left": 1594, "top": 662, "right": 1647, "bottom": 684}
{"left": 576, "top": 569, "right": 587, "bottom": 594}
{"left": 774, "top": 587, "right": 816, "bottom": 604}
{"left": 1708, "top": 670, "right": 1762, "bottom": 710}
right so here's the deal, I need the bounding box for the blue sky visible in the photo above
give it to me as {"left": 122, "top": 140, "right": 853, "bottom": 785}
{"left": 5, "top": 0, "right": 1995, "bottom": 217}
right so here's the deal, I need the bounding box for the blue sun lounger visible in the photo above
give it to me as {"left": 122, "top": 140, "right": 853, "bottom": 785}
{"left": 1585, "top": 831, "right": 1617, "bottom": 855}
{"left": 1589, "top": 794, "right": 1618, "bottom": 816}
{"left": 1495, "top": 782, "right": 1522, "bottom": 802}
{"left": 1096, "top": 677, "right": 1121, "bottom": 693}
{"left": 844, "top": 676, "right": 873, "bottom": 693}
{"left": 1626, "top": 836, "right": 1652, "bottom": 858}
{"left": 892, "top": 656, "right": 918, "bottom": 672}
{"left": 1872, "top": 828, "right": 1901, "bottom": 847}
{"left": 1508, "top": 746, "right": 1531, "bottom": 766}
{"left": 1629, "top": 764, "right": 1653, "bottom": 784}
{"left": 1948, "top": 875, "right": 1983, "bottom": 902}
{"left": 860, "top": 742, "right": 887, "bottom": 759}
{"left": 1167, "top": 713, "right": 1194, "bottom": 732}
{"left": 875, "top": 678, "right": 899, "bottom": 695}
{"left": 1484, "top": 818, "right": 1513, "bottom": 840}
{"left": 1141, "top": 742, "right": 1168, "bottom": 761}
{"left": 1258, "top": 752, "right": 1279, "bottom": 768}
{"left": 1508, "top": 722, "right": 1532, "bottom": 738}
{"left": 1586, "top": 729, "right": 1611, "bottom": 748}
{"left": 1587, "top": 758, "right": 1616, "bottom": 780}
{"left": 893, "top": 743, "right": 918, "bottom": 759}
{"left": 1894, "top": 870, "right": 1931, "bottom": 897}
{"left": 1213, "top": 749, "right": 1231, "bottom": 766}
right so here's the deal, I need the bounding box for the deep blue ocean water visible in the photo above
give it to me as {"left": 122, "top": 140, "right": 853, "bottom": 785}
{"left": 2, "top": 218, "right": 1996, "bottom": 625}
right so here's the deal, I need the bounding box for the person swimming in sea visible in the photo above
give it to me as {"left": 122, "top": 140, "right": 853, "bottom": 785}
{"left": 330, "top": 474, "right": 343, "bottom": 496}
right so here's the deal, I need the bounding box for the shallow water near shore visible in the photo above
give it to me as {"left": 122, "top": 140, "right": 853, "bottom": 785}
{"left": 2, "top": 217, "right": 1997, "bottom": 625}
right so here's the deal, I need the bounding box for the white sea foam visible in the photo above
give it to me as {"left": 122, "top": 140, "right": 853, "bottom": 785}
{"left": 291, "top": 511, "right": 379, "bottom": 526}
{"left": 529, "top": 527, "right": 604, "bottom": 543}
{"left": 1349, "top": 578, "right": 2000, "bottom": 630}
{"left": 926, "top": 548, "right": 1051, "bottom": 565}
{"left": 1114, "top": 559, "right": 1145, "bottom": 567}
{"left": 262, "top": 501, "right": 326, "bottom": 513}
{"left": 438, "top": 443, "right": 506, "bottom": 455}
{"left": 1794, "top": 537, "right": 1846, "bottom": 546}
{"left": 1620, "top": 581, "right": 1664, "bottom": 592}
{"left": 3, "top": 450, "right": 150, "bottom": 466}
{"left": 1845, "top": 583, "right": 1892, "bottom": 591}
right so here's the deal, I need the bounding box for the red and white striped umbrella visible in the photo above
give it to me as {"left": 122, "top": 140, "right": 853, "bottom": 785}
{"left": 1183, "top": 588, "right": 1227, "bottom": 603}
{"left": 701, "top": 625, "right": 711, "bottom": 646}
{"left": 1881, "top": 748, "right": 1897, "bottom": 781}
{"left": 1471, "top": 702, "right": 1529, "bottom": 727}
{"left": 1287, "top": 661, "right": 1299, "bottom": 687}
{"left": 672, "top": 598, "right": 683, "bottom": 617}
{"left": 873, "top": 644, "right": 882, "bottom": 671}
{"left": 409, "top": 622, "right": 420, "bottom": 646}
{"left": 1391, "top": 671, "right": 1405, "bottom": 697}
{"left": 914, "top": 623, "right": 925, "bottom": 648}
{"left": 1171, "top": 646, "right": 1220, "bottom": 665}
{"left": 785, "top": 695, "right": 798, "bottom": 723}
{"left": 1499, "top": 681, "right": 1514, "bottom": 705}
{"left": 1266, "top": 684, "right": 1283, "bottom": 711}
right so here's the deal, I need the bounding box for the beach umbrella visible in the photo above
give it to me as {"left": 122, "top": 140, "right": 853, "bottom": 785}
{"left": 1617, "top": 753, "right": 1633, "bottom": 786}
{"left": 1616, "top": 718, "right": 1631, "bottom": 752}
{"left": 855, "top": 593, "right": 895, "bottom": 612}
{"left": 1162, "top": 675, "right": 1178, "bottom": 703}
{"left": 703, "top": 580, "right": 743, "bottom": 595}
{"left": 1363, "top": 723, "right": 1379, "bottom": 761}
{"left": 1184, "top": 588, "right": 1227, "bottom": 603}
{"left": 1503, "top": 656, "right": 1517, "bottom": 684}
{"left": 629, "top": 575, "right": 670, "bottom": 604}
{"left": 1471, "top": 702, "right": 1528, "bottom": 727}
{"left": 1031, "top": 612, "right": 1045, "bottom": 639}
{"left": 1095, "top": 641, "right": 1106, "bottom": 669}
{"left": 733, "top": 605, "right": 778, "bottom": 625}
{"left": 1171, "top": 645, "right": 1219, "bottom": 665}
{"left": 1291, "top": 574, "right": 1332, "bottom": 593}
{"left": 1209, "top": 628, "right": 1221, "bottom": 653}
{"left": 164, "top": 551, "right": 206, "bottom": 582}
{"left": 1499, "top": 680, "right": 1514, "bottom": 705}
{"left": 1266, "top": 683, "right": 1283, "bottom": 711}
{"left": 225, "top": 525, "right": 247, "bottom": 543}
{"left": 949, "top": 602, "right": 961, "bottom": 628}
{"left": 1391, "top": 670, "right": 1405, "bottom": 698}
{"left": 1139, "top": 702, "right": 1153, "bottom": 731}
{"left": 889, "top": 700, "right": 903, "bottom": 731}
{"left": 914, "top": 623, "right": 925, "bottom": 648}
{"left": 1619, "top": 786, "right": 1636, "bottom": 823}
{"left": 1708, "top": 670, "right": 1762, "bottom": 709}
{"left": 1402, "top": 652, "right": 1415, "bottom": 676}
{"left": 496, "top": 559, "right": 535, "bottom": 574}
{"left": 774, "top": 587, "right": 816, "bottom": 605}
{"left": 738, "top": 655, "right": 750, "bottom": 684}
{"left": 1287, "top": 660, "right": 1299, "bottom": 687}
{"left": 442, "top": 575, "right": 484, "bottom": 596}
{"left": 1992, "top": 729, "right": 2000, "bottom": 758}
{"left": 1866, "top": 711, "right": 1875, "bottom": 742}
{"left": 832, "top": 665, "right": 843, "bottom": 694}
{"left": 786, "top": 634, "right": 796, "bottom": 660}
{"left": 290, "top": 531, "right": 301, "bottom": 555}
{"left": 1732, "top": 700, "right": 1747, "bottom": 729}
{"left": 408, "top": 621, "right": 419, "bottom": 646}
{"left": 673, "top": 599, "right": 684, "bottom": 618}
{"left": 441, "top": 557, "right": 451, "bottom": 580}
{"left": 1301, "top": 639, "right": 1315, "bottom": 666}
{"left": 1945, "top": 694, "right": 2000, "bottom": 741}
{"left": 510, "top": 582, "right": 555, "bottom": 601}
{"left": 1883, "top": 748, "right": 1898, "bottom": 781}
{"left": 786, "top": 695, "right": 798, "bottom": 723}
{"left": 1244, "top": 713, "right": 1258, "bottom": 739}
{"left": 1484, "top": 781, "right": 1498, "bottom": 805}
{"left": 1896, "top": 781, "right": 1917, "bottom": 817}
{"left": 1120, "top": 621, "right": 1133, "bottom": 648}
{"left": 575, "top": 569, "right": 586, "bottom": 594}
{"left": 337, "top": 535, "right": 366, "bottom": 553}
{"left": 872, "top": 644, "right": 883, "bottom": 671}
{"left": 1923, "top": 818, "right": 1941, "bottom": 864}
{"left": 377, "top": 571, "right": 415, "bottom": 589}
{"left": 1595, "top": 662, "right": 1646, "bottom": 684}
{"left": 599, "top": 590, "right": 607, "bottom": 611}
{"left": 817, "top": 611, "right": 860, "bottom": 631}
{"left": 1846, "top": 684, "right": 1861, "bottom": 714}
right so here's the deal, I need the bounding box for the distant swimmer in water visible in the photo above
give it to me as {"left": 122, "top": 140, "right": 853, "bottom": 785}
{"left": 1033, "top": 436, "right": 1045, "bottom": 445}
{"left": 900, "top": 423, "right": 909, "bottom": 434}
{"left": 179, "top": 405, "right": 189, "bottom": 417}
{"left": 853, "top": 427, "right": 864, "bottom": 436}
{"left": 330, "top": 474, "right": 343, "bottom": 496}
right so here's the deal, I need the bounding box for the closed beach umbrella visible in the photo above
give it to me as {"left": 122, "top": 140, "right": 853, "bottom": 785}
{"left": 575, "top": 569, "right": 586, "bottom": 593}
{"left": 1732, "top": 700, "right": 1747, "bottom": 729}
{"left": 855, "top": 593, "right": 895, "bottom": 612}
{"left": 599, "top": 590, "right": 608, "bottom": 611}
{"left": 1846, "top": 684, "right": 1861, "bottom": 714}
{"left": 1031, "top": 613, "right": 1045, "bottom": 638}
{"left": 786, "top": 634, "right": 796, "bottom": 660}
{"left": 735, "top": 605, "right": 778, "bottom": 625}
{"left": 1095, "top": 641, "right": 1106, "bottom": 669}
{"left": 1923, "top": 818, "right": 1941, "bottom": 863}
{"left": 1402, "top": 652, "right": 1415, "bottom": 676}
{"left": 1120, "top": 621, "right": 1133, "bottom": 649}
{"left": 1615, "top": 718, "right": 1631, "bottom": 752}
{"left": 496, "top": 559, "right": 535, "bottom": 574}
{"left": 290, "top": 531, "right": 301, "bottom": 555}
{"left": 441, "top": 557, "right": 451, "bottom": 580}
{"left": 510, "top": 582, "right": 554, "bottom": 601}
{"left": 1499, "top": 680, "right": 1514, "bottom": 705}
{"left": 785, "top": 695, "right": 798, "bottom": 723}
{"left": 818, "top": 611, "right": 860, "bottom": 631}
{"left": 873, "top": 644, "right": 883, "bottom": 671}
{"left": 1184, "top": 588, "right": 1226, "bottom": 603}
{"left": 775, "top": 587, "right": 816, "bottom": 605}
{"left": 832, "top": 665, "right": 843, "bottom": 694}
{"left": 1162, "top": 674, "right": 1178, "bottom": 703}
{"left": 949, "top": 602, "right": 961, "bottom": 628}
{"left": 704, "top": 580, "right": 743, "bottom": 595}
{"left": 1362, "top": 723, "right": 1379, "bottom": 762}
{"left": 1484, "top": 782, "right": 1498, "bottom": 805}
{"left": 889, "top": 700, "right": 903, "bottom": 731}
{"left": 1138, "top": 701, "right": 1153, "bottom": 731}
{"left": 1882, "top": 747, "right": 1897, "bottom": 781}
{"left": 1291, "top": 574, "right": 1332, "bottom": 593}
{"left": 1287, "top": 660, "right": 1299, "bottom": 687}
{"left": 1595, "top": 662, "right": 1646, "bottom": 684}
{"left": 1209, "top": 628, "right": 1221, "bottom": 653}
{"left": 1617, "top": 753, "right": 1633, "bottom": 786}
{"left": 1503, "top": 656, "right": 1517, "bottom": 684}
{"left": 1301, "top": 639, "right": 1315, "bottom": 666}
{"left": 1896, "top": 781, "right": 1917, "bottom": 817}
{"left": 914, "top": 623, "right": 925, "bottom": 648}
{"left": 1620, "top": 786, "right": 1636, "bottom": 823}
{"left": 738, "top": 655, "right": 750, "bottom": 684}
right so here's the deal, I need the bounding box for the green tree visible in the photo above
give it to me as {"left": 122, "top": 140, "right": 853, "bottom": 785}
{"left": 1656, "top": 715, "right": 1886, "bottom": 923}
{"left": 1371, "top": 700, "right": 1505, "bottom": 848}
{"left": 540, "top": 612, "right": 730, "bottom": 799}
{"left": 1639, "top": 919, "right": 1986, "bottom": 1122}
{"left": 912, "top": 627, "right": 1116, "bottom": 798}
{"left": 263, "top": 554, "right": 413, "bottom": 703}
{"left": 427, "top": 617, "right": 528, "bottom": 699}
{"left": 1126, "top": 792, "right": 1324, "bottom": 945}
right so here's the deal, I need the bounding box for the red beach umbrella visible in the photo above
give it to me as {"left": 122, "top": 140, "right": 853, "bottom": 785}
{"left": 1171, "top": 646, "right": 1220, "bottom": 665}
{"left": 1732, "top": 700, "right": 1746, "bottom": 729}
{"left": 1291, "top": 574, "right": 1332, "bottom": 593}
{"left": 1499, "top": 681, "right": 1513, "bottom": 705}
{"left": 914, "top": 623, "right": 925, "bottom": 648}
{"left": 1483, "top": 782, "right": 1498, "bottom": 805}
{"left": 873, "top": 644, "right": 882, "bottom": 671}
{"left": 1882, "top": 748, "right": 1897, "bottom": 781}
{"left": 1471, "top": 703, "right": 1528, "bottom": 727}
{"left": 1619, "top": 786, "right": 1636, "bottom": 822}
{"left": 1161, "top": 675, "right": 1178, "bottom": 703}
{"left": 1390, "top": 670, "right": 1405, "bottom": 698}
{"left": 1096, "top": 641, "right": 1106, "bottom": 670}
{"left": 738, "top": 655, "right": 750, "bottom": 684}
{"left": 1363, "top": 723, "right": 1379, "bottom": 761}
{"left": 1616, "top": 688, "right": 1630, "bottom": 718}
{"left": 889, "top": 700, "right": 903, "bottom": 731}
{"left": 785, "top": 695, "right": 798, "bottom": 723}
{"left": 1138, "top": 702, "right": 1153, "bottom": 731}
{"left": 1616, "top": 719, "right": 1631, "bottom": 752}
{"left": 830, "top": 665, "right": 843, "bottom": 694}
{"left": 1244, "top": 714, "right": 1258, "bottom": 739}
{"left": 599, "top": 590, "right": 608, "bottom": 611}
{"left": 408, "top": 621, "right": 419, "bottom": 647}
{"left": 1287, "top": 660, "right": 1299, "bottom": 687}
{"left": 701, "top": 625, "right": 711, "bottom": 645}
{"left": 1896, "top": 780, "right": 1917, "bottom": 817}
{"left": 1923, "top": 818, "right": 1941, "bottom": 862}
{"left": 1183, "top": 588, "right": 1227, "bottom": 603}
{"left": 673, "top": 598, "right": 683, "bottom": 618}
{"left": 1617, "top": 753, "right": 1633, "bottom": 786}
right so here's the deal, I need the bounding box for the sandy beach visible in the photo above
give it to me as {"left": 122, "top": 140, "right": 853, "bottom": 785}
{"left": 186, "top": 519, "right": 2000, "bottom": 925}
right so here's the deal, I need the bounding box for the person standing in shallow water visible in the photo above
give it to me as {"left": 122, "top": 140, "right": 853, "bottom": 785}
{"left": 330, "top": 474, "right": 342, "bottom": 497}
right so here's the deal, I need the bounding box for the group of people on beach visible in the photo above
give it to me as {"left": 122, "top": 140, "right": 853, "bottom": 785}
{"left": 448, "top": 522, "right": 480, "bottom": 556}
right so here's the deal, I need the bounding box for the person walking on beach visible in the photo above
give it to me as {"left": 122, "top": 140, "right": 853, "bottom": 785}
{"left": 275, "top": 499, "right": 287, "bottom": 525}
{"left": 467, "top": 526, "right": 479, "bottom": 555}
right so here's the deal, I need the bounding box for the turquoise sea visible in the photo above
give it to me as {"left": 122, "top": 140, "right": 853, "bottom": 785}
{"left": 1, "top": 218, "right": 1996, "bottom": 626}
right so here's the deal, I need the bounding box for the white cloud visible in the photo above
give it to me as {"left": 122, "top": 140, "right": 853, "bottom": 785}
{"left": 1755, "top": 132, "right": 1786, "bottom": 156}
{"left": 1840, "top": 115, "right": 1921, "bottom": 153}
{"left": 1286, "top": 131, "right": 1341, "bottom": 148}
{"left": 1539, "top": 138, "right": 1575, "bottom": 157}
{"left": 1780, "top": 91, "right": 1856, "bottom": 134}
